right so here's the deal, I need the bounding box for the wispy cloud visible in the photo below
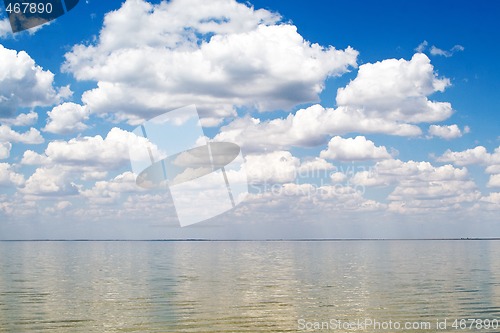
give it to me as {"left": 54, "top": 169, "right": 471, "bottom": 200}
{"left": 0, "top": 18, "right": 10, "bottom": 38}
{"left": 415, "top": 40, "right": 465, "bottom": 57}
{"left": 415, "top": 40, "right": 428, "bottom": 53}
{"left": 429, "top": 44, "right": 464, "bottom": 57}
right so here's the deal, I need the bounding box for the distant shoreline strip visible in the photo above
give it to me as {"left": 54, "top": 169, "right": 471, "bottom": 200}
{"left": 1, "top": 238, "right": 500, "bottom": 242}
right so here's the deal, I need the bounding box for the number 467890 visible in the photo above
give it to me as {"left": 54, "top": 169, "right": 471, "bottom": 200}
{"left": 5, "top": 2, "right": 53, "bottom": 14}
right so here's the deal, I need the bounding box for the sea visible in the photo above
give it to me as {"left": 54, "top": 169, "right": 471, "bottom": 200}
{"left": 1, "top": 240, "right": 500, "bottom": 332}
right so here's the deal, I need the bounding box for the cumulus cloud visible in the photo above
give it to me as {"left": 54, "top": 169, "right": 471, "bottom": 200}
{"left": 330, "top": 172, "right": 347, "bottom": 183}
{"left": 0, "top": 45, "right": 70, "bottom": 117}
{"left": 0, "top": 125, "right": 44, "bottom": 144}
{"left": 44, "top": 201, "right": 73, "bottom": 215}
{"left": 20, "top": 149, "right": 48, "bottom": 165}
{"left": 62, "top": 0, "right": 358, "bottom": 125}
{"left": 481, "top": 192, "right": 500, "bottom": 205}
{"left": 387, "top": 179, "right": 479, "bottom": 213}
{"left": 487, "top": 174, "right": 500, "bottom": 188}
{"left": 350, "top": 159, "right": 479, "bottom": 213}
{"left": 19, "top": 127, "right": 164, "bottom": 194}
{"left": 0, "top": 142, "right": 11, "bottom": 159}
{"left": 73, "top": 192, "right": 177, "bottom": 223}
{"left": 215, "top": 54, "right": 454, "bottom": 151}
{"left": 245, "top": 151, "right": 300, "bottom": 184}
{"left": 0, "top": 162, "right": 24, "bottom": 187}
{"left": 0, "top": 111, "right": 38, "bottom": 126}
{"left": 214, "top": 104, "right": 422, "bottom": 151}
{"left": 428, "top": 124, "right": 469, "bottom": 139}
{"left": 486, "top": 165, "right": 500, "bottom": 174}
{"left": 80, "top": 172, "right": 145, "bottom": 204}
{"left": 43, "top": 103, "right": 90, "bottom": 134}
{"left": 336, "top": 53, "right": 452, "bottom": 123}
{"left": 20, "top": 165, "right": 79, "bottom": 197}
{"left": 437, "top": 146, "right": 500, "bottom": 190}
{"left": 320, "top": 136, "right": 392, "bottom": 161}
{"left": 352, "top": 159, "right": 469, "bottom": 187}
{"left": 0, "top": 196, "right": 38, "bottom": 218}
{"left": 241, "top": 182, "right": 385, "bottom": 224}
{"left": 437, "top": 146, "right": 500, "bottom": 166}
{"left": 298, "top": 158, "right": 334, "bottom": 173}
{"left": 22, "top": 127, "right": 149, "bottom": 172}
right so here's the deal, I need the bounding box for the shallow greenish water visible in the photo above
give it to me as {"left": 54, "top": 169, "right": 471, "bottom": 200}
{"left": 1, "top": 240, "right": 500, "bottom": 332}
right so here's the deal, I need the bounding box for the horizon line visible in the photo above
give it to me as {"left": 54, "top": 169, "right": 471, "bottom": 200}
{"left": 1, "top": 238, "right": 499, "bottom": 242}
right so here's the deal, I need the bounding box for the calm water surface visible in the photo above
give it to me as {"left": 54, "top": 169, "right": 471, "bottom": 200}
{"left": 1, "top": 240, "right": 500, "bottom": 332}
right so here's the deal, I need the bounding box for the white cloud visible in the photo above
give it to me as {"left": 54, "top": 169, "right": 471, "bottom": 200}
{"left": 20, "top": 149, "right": 48, "bottom": 165}
{"left": 486, "top": 165, "right": 500, "bottom": 174}
{"left": 0, "top": 3, "right": 488, "bottom": 231}
{"left": 0, "top": 18, "right": 10, "bottom": 38}
{"left": 430, "top": 44, "right": 465, "bottom": 57}
{"left": 55, "top": 200, "right": 72, "bottom": 210}
{"left": 0, "top": 45, "right": 70, "bottom": 117}
{"left": 43, "top": 102, "right": 90, "bottom": 134}
{"left": 330, "top": 172, "right": 347, "bottom": 183}
{"left": 437, "top": 146, "right": 500, "bottom": 166}
{"left": 387, "top": 180, "right": 479, "bottom": 213}
{"left": 85, "top": 0, "right": 281, "bottom": 52}
{"left": 415, "top": 40, "right": 428, "bottom": 53}
{"left": 245, "top": 151, "right": 300, "bottom": 184}
{"left": 0, "top": 142, "right": 11, "bottom": 159}
{"left": 320, "top": 136, "right": 392, "bottom": 161}
{"left": 81, "top": 171, "right": 109, "bottom": 181}
{"left": 25, "top": 127, "right": 148, "bottom": 171}
{"left": 21, "top": 127, "right": 166, "bottom": 191}
{"left": 0, "top": 125, "right": 44, "bottom": 144}
{"left": 0, "top": 162, "right": 24, "bottom": 187}
{"left": 298, "top": 158, "right": 334, "bottom": 174}
{"left": 20, "top": 165, "right": 79, "bottom": 197}
{"left": 350, "top": 159, "right": 478, "bottom": 213}
{"left": 62, "top": 0, "right": 358, "bottom": 125}
{"left": 336, "top": 53, "right": 452, "bottom": 123}
{"left": 21, "top": 127, "right": 148, "bottom": 197}
{"left": 428, "top": 124, "right": 467, "bottom": 139}
{"left": 241, "top": 182, "right": 385, "bottom": 223}
{"left": 20, "top": 127, "right": 158, "bottom": 193}
{"left": 215, "top": 54, "right": 455, "bottom": 151}
{"left": 0, "top": 16, "right": 51, "bottom": 39}
{"left": 0, "top": 111, "right": 38, "bottom": 126}
{"left": 481, "top": 193, "right": 500, "bottom": 205}
{"left": 44, "top": 201, "right": 73, "bottom": 214}
{"left": 71, "top": 192, "right": 176, "bottom": 223}
{"left": 437, "top": 146, "right": 500, "bottom": 190}
{"left": 429, "top": 46, "right": 451, "bottom": 57}
{"left": 351, "top": 159, "right": 470, "bottom": 187}
{"left": 81, "top": 172, "right": 144, "bottom": 204}
{"left": 215, "top": 104, "right": 422, "bottom": 151}
{"left": 487, "top": 174, "right": 500, "bottom": 188}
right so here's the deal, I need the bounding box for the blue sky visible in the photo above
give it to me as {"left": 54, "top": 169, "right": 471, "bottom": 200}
{"left": 1, "top": 0, "right": 500, "bottom": 239}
